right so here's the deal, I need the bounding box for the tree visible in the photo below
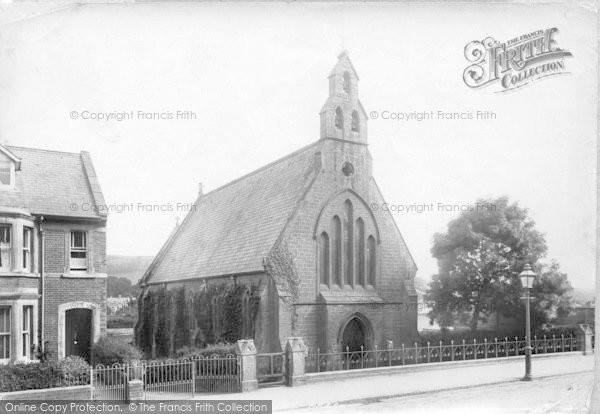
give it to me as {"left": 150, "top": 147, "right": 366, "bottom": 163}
{"left": 426, "top": 196, "right": 572, "bottom": 334}
{"left": 107, "top": 276, "right": 141, "bottom": 298}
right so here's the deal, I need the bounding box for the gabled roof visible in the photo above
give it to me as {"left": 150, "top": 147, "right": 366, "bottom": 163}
{"left": 141, "top": 141, "right": 320, "bottom": 285}
{"left": 328, "top": 50, "right": 360, "bottom": 80}
{"left": 0, "top": 145, "right": 107, "bottom": 220}
{"left": 0, "top": 145, "right": 21, "bottom": 169}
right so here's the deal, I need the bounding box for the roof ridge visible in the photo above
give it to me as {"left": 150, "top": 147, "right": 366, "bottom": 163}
{"left": 200, "top": 140, "right": 320, "bottom": 198}
{"left": 7, "top": 145, "right": 83, "bottom": 156}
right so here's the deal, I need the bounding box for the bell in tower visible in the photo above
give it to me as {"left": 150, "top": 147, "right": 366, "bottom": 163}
{"left": 319, "top": 51, "right": 368, "bottom": 144}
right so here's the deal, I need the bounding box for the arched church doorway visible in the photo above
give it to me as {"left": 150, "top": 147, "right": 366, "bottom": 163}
{"left": 342, "top": 317, "right": 367, "bottom": 352}
{"left": 339, "top": 314, "right": 373, "bottom": 369}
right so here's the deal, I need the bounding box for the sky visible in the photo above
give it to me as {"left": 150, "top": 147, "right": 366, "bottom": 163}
{"left": 0, "top": 2, "right": 596, "bottom": 289}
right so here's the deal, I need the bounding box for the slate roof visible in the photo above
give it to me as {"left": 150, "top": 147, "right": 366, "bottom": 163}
{"left": 142, "top": 141, "right": 320, "bottom": 284}
{"left": 0, "top": 145, "right": 106, "bottom": 220}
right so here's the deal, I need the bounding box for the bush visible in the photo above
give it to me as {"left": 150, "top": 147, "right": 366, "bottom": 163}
{"left": 58, "top": 356, "right": 90, "bottom": 384}
{"left": 0, "top": 362, "right": 65, "bottom": 392}
{"left": 92, "top": 336, "right": 143, "bottom": 366}
{"left": 416, "top": 326, "right": 580, "bottom": 346}
{"left": 174, "top": 343, "right": 236, "bottom": 359}
{"left": 534, "top": 326, "right": 579, "bottom": 338}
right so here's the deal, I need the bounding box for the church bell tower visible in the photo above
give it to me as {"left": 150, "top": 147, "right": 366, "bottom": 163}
{"left": 319, "top": 51, "right": 368, "bottom": 144}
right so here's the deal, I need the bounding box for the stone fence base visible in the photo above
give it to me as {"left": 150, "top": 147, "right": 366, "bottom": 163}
{"left": 0, "top": 385, "right": 91, "bottom": 400}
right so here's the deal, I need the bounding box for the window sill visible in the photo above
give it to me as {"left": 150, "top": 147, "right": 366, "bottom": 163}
{"left": 61, "top": 272, "right": 107, "bottom": 279}
{"left": 0, "top": 271, "right": 39, "bottom": 278}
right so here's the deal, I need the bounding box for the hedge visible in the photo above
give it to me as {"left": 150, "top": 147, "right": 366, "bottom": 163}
{"left": 417, "top": 326, "right": 580, "bottom": 346}
{"left": 0, "top": 357, "right": 91, "bottom": 392}
{"left": 91, "top": 336, "right": 143, "bottom": 366}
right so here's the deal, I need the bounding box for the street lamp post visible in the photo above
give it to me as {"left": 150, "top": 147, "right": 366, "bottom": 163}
{"left": 519, "top": 263, "right": 536, "bottom": 381}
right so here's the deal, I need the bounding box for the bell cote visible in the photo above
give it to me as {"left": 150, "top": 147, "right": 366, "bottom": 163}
{"left": 319, "top": 51, "right": 368, "bottom": 144}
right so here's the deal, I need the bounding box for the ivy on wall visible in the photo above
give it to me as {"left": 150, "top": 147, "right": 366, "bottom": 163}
{"left": 264, "top": 240, "right": 300, "bottom": 331}
{"left": 135, "top": 283, "right": 260, "bottom": 358}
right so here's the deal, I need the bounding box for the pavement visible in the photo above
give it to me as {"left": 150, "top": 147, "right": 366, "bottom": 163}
{"left": 289, "top": 372, "right": 595, "bottom": 414}
{"left": 198, "top": 353, "right": 595, "bottom": 412}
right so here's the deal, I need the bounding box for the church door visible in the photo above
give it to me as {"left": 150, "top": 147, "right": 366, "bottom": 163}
{"left": 341, "top": 317, "right": 366, "bottom": 352}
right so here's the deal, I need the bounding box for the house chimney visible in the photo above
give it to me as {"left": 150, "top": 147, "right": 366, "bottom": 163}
{"left": 198, "top": 182, "right": 203, "bottom": 196}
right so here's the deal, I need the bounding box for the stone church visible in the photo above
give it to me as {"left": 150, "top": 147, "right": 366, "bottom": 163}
{"left": 138, "top": 52, "right": 418, "bottom": 355}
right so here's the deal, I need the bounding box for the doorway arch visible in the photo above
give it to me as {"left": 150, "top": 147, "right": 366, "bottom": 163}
{"left": 57, "top": 301, "right": 100, "bottom": 360}
{"left": 338, "top": 313, "right": 373, "bottom": 352}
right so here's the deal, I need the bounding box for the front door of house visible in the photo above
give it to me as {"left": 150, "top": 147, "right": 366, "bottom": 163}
{"left": 65, "top": 309, "right": 92, "bottom": 362}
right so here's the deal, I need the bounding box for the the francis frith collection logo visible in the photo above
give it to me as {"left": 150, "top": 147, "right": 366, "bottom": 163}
{"left": 463, "top": 28, "right": 572, "bottom": 92}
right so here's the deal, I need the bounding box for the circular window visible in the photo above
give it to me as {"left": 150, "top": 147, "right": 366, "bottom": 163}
{"left": 341, "top": 162, "right": 355, "bottom": 177}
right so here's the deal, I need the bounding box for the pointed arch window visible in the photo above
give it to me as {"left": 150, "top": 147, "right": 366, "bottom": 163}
{"left": 319, "top": 232, "right": 330, "bottom": 286}
{"left": 343, "top": 200, "right": 353, "bottom": 286}
{"left": 343, "top": 72, "right": 351, "bottom": 94}
{"left": 335, "top": 107, "right": 344, "bottom": 129}
{"left": 367, "top": 236, "right": 376, "bottom": 286}
{"left": 355, "top": 218, "right": 365, "bottom": 287}
{"left": 332, "top": 216, "right": 342, "bottom": 287}
{"left": 351, "top": 111, "right": 360, "bottom": 132}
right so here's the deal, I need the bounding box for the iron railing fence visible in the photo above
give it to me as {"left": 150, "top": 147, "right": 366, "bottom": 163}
{"left": 305, "top": 335, "right": 578, "bottom": 374}
{"left": 256, "top": 352, "right": 286, "bottom": 386}
{"left": 92, "top": 363, "right": 129, "bottom": 400}
{"left": 91, "top": 355, "right": 240, "bottom": 400}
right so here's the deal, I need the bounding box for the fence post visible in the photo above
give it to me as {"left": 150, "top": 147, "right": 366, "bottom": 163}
{"left": 578, "top": 324, "right": 594, "bottom": 355}
{"left": 90, "top": 365, "right": 93, "bottom": 397}
{"left": 127, "top": 363, "right": 144, "bottom": 402}
{"left": 374, "top": 344, "right": 378, "bottom": 368}
{"left": 344, "top": 346, "right": 349, "bottom": 370}
{"left": 235, "top": 339, "right": 258, "bottom": 392}
{"left": 473, "top": 339, "right": 477, "bottom": 360}
{"left": 451, "top": 340, "right": 454, "bottom": 361}
{"left": 426, "top": 341, "right": 430, "bottom": 363}
{"left": 505, "top": 337, "right": 508, "bottom": 357}
{"left": 415, "top": 342, "right": 419, "bottom": 364}
{"left": 439, "top": 341, "right": 443, "bottom": 362}
{"left": 484, "top": 338, "right": 487, "bottom": 359}
{"left": 494, "top": 338, "right": 498, "bottom": 358}
{"left": 387, "top": 340, "right": 393, "bottom": 366}
{"left": 316, "top": 348, "right": 320, "bottom": 373}
{"left": 401, "top": 343, "right": 405, "bottom": 365}
{"left": 285, "top": 337, "right": 307, "bottom": 387}
{"left": 462, "top": 339, "right": 466, "bottom": 361}
{"left": 191, "top": 360, "right": 196, "bottom": 398}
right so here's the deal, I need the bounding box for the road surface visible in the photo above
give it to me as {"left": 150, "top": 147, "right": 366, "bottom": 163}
{"left": 284, "top": 372, "right": 594, "bottom": 414}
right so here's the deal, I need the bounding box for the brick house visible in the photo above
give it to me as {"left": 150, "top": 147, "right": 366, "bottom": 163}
{"left": 139, "top": 52, "right": 418, "bottom": 354}
{"left": 0, "top": 145, "right": 107, "bottom": 363}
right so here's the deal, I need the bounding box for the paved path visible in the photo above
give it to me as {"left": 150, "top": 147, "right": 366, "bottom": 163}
{"left": 290, "top": 372, "right": 595, "bottom": 414}
{"left": 198, "top": 353, "right": 594, "bottom": 412}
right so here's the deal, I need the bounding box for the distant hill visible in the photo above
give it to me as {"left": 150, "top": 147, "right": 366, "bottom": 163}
{"left": 571, "top": 288, "right": 595, "bottom": 306}
{"left": 106, "top": 255, "right": 155, "bottom": 285}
